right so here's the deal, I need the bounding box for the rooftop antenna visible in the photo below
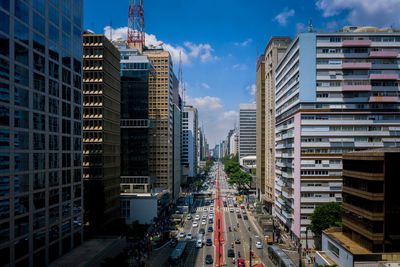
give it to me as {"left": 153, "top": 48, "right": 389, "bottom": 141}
{"left": 308, "top": 18, "right": 315, "bottom": 32}
{"left": 127, "top": 0, "right": 145, "bottom": 51}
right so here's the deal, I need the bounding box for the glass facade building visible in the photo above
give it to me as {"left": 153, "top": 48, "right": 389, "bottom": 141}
{"left": 238, "top": 103, "right": 256, "bottom": 159}
{"left": 0, "top": 0, "right": 83, "bottom": 265}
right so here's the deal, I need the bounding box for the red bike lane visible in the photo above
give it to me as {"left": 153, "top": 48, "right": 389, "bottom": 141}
{"left": 214, "top": 164, "right": 224, "bottom": 266}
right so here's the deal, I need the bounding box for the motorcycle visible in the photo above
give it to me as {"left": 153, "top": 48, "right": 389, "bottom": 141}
{"left": 229, "top": 226, "right": 231, "bottom": 232}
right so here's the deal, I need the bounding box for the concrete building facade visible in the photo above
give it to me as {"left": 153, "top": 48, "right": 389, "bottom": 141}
{"left": 274, "top": 27, "right": 400, "bottom": 242}
{"left": 0, "top": 0, "right": 84, "bottom": 265}
{"left": 239, "top": 103, "right": 256, "bottom": 160}
{"left": 182, "top": 105, "right": 198, "bottom": 177}
{"left": 83, "top": 34, "right": 121, "bottom": 233}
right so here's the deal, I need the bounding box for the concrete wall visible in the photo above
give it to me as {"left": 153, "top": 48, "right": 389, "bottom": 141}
{"left": 321, "top": 232, "right": 354, "bottom": 267}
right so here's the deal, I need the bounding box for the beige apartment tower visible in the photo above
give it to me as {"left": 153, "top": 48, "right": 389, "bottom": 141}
{"left": 142, "top": 49, "right": 175, "bottom": 192}
{"left": 257, "top": 37, "right": 291, "bottom": 212}
{"left": 83, "top": 34, "right": 121, "bottom": 232}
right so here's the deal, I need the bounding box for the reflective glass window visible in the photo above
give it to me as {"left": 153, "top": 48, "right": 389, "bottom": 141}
{"left": 49, "top": 171, "right": 59, "bottom": 187}
{"left": 14, "top": 65, "right": 29, "bottom": 86}
{"left": 49, "top": 23, "right": 59, "bottom": 43}
{"left": 14, "top": 109, "right": 29, "bottom": 128}
{"left": 15, "top": 131, "right": 29, "bottom": 150}
{"left": 14, "top": 43, "right": 28, "bottom": 65}
{"left": 62, "top": 16, "right": 71, "bottom": 35}
{"left": 33, "top": 52, "right": 45, "bottom": 73}
{"left": 49, "top": 225, "right": 59, "bottom": 243}
{"left": 14, "top": 174, "right": 29, "bottom": 194}
{"left": 62, "top": 170, "right": 70, "bottom": 185}
{"left": 73, "top": 0, "right": 81, "bottom": 26}
{"left": 49, "top": 153, "right": 58, "bottom": 168}
{"left": 73, "top": 26, "right": 81, "bottom": 44}
{"left": 48, "top": 98, "right": 59, "bottom": 115}
{"left": 33, "top": 0, "right": 45, "bottom": 15}
{"left": 62, "top": 85, "right": 71, "bottom": 101}
{"left": 0, "top": 33, "right": 9, "bottom": 57}
{"left": 14, "top": 216, "right": 28, "bottom": 237}
{"left": 49, "top": 61, "right": 59, "bottom": 79}
{"left": 62, "top": 51, "right": 71, "bottom": 68}
{"left": 62, "top": 0, "right": 71, "bottom": 17}
{"left": 15, "top": 0, "right": 29, "bottom": 24}
{"left": 33, "top": 12, "right": 45, "bottom": 34}
{"left": 0, "top": 198, "right": 9, "bottom": 219}
{"left": 62, "top": 202, "right": 71, "bottom": 219}
{"left": 62, "top": 68, "right": 71, "bottom": 84}
{"left": 33, "top": 231, "right": 45, "bottom": 251}
{"left": 14, "top": 195, "right": 29, "bottom": 216}
{"left": 49, "top": 41, "right": 59, "bottom": 60}
{"left": 33, "top": 193, "right": 45, "bottom": 211}
{"left": 33, "top": 32, "right": 45, "bottom": 54}
{"left": 73, "top": 199, "right": 81, "bottom": 214}
{"left": 49, "top": 79, "right": 59, "bottom": 97}
{"left": 0, "top": 129, "right": 8, "bottom": 149}
{"left": 0, "top": 58, "right": 9, "bottom": 80}
{"left": 48, "top": 134, "right": 59, "bottom": 149}
{"left": 0, "top": 11, "right": 9, "bottom": 35}
{"left": 0, "top": 105, "right": 9, "bottom": 126}
{"left": 0, "top": 176, "right": 9, "bottom": 196}
{"left": 73, "top": 89, "right": 81, "bottom": 104}
{"left": 33, "top": 153, "right": 46, "bottom": 170}
{"left": 14, "top": 237, "right": 29, "bottom": 259}
{"left": 0, "top": 221, "right": 9, "bottom": 245}
{"left": 14, "top": 153, "right": 29, "bottom": 172}
{"left": 62, "top": 119, "right": 71, "bottom": 134}
{"left": 49, "top": 0, "right": 59, "bottom": 8}
{"left": 0, "top": 0, "right": 10, "bottom": 12}
{"left": 14, "top": 87, "right": 29, "bottom": 107}
{"left": 33, "top": 113, "right": 45, "bottom": 131}
{"left": 33, "top": 73, "right": 45, "bottom": 92}
{"left": 49, "top": 5, "right": 59, "bottom": 25}
{"left": 14, "top": 20, "right": 28, "bottom": 45}
{"left": 73, "top": 58, "right": 81, "bottom": 74}
{"left": 33, "top": 92, "right": 45, "bottom": 111}
{"left": 73, "top": 137, "right": 81, "bottom": 151}
{"left": 0, "top": 82, "right": 9, "bottom": 103}
{"left": 33, "top": 132, "right": 45, "bottom": 150}
{"left": 49, "top": 188, "right": 59, "bottom": 206}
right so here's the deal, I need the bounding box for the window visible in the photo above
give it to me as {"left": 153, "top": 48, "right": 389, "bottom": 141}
{"left": 33, "top": 93, "right": 45, "bottom": 111}
{"left": 14, "top": 20, "right": 28, "bottom": 45}
{"left": 14, "top": 65, "right": 29, "bottom": 86}
{"left": 33, "top": 113, "right": 45, "bottom": 131}
{"left": 0, "top": 10, "right": 9, "bottom": 35}
{"left": 15, "top": 0, "right": 29, "bottom": 24}
{"left": 33, "top": 32, "right": 45, "bottom": 54}
{"left": 33, "top": 53, "right": 45, "bottom": 73}
{"left": 328, "top": 241, "right": 339, "bottom": 257}
{"left": 48, "top": 5, "right": 59, "bottom": 25}
{"left": 0, "top": 58, "right": 8, "bottom": 80}
{"left": 14, "top": 43, "right": 28, "bottom": 65}
{"left": 0, "top": 82, "right": 9, "bottom": 103}
{"left": 33, "top": 11, "right": 45, "bottom": 33}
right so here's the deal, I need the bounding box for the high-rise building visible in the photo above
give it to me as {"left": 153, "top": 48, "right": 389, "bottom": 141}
{"left": 171, "top": 72, "right": 182, "bottom": 199}
{"left": 142, "top": 49, "right": 176, "bottom": 194}
{"left": 0, "top": 0, "right": 83, "bottom": 265}
{"left": 256, "top": 37, "right": 291, "bottom": 208}
{"left": 182, "top": 105, "right": 198, "bottom": 177}
{"left": 239, "top": 103, "right": 256, "bottom": 160}
{"left": 274, "top": 27, "right": 400, "bottom": 243}
{"left": 229, "top": 130, "right": 237, "bottom": 155}
{"left": 83, "top": 34, "right": 121, "bottom": 233}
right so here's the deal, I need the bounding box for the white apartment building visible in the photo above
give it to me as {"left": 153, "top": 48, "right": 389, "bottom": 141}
{"left": 239, "top": 103, "right": 257, "bottom": 160}
{"left": 182, "top": 106, "right": 198, "bottom": 177}
{"left": 274, "top": 27, "right": 400, "bottom": 243}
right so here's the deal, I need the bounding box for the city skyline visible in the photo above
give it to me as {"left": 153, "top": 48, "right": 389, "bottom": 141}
{"left": 83, "top": 0, "right": 400, "bottom": 146}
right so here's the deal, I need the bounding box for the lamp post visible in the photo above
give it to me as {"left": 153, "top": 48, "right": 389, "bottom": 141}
{"left": 306, "top": 226, "right": 309, "bottom": 250}
{"left": 249, "top": 237, "right": 252, "bottom": 267}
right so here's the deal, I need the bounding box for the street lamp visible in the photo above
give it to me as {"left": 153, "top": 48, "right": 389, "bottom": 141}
{"left": 249, "top": 237, "right": 252, "bottom": 267}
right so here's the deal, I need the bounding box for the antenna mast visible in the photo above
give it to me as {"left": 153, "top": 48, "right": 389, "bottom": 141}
{"left": 128, "top": 0, "right": 145, "bottom": 50}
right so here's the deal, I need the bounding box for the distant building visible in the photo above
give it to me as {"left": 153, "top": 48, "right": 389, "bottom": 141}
{"left": 183, "top": 106, "right": 198, "bottom": 177}
{"left": 274, "top": 27, "right": 400, "bottom": 243}
{"left": 83, "top": 34, "right": 121, "bottom": 233}
{"left": 239, "top": 103, "right": 256, "bottom": 160}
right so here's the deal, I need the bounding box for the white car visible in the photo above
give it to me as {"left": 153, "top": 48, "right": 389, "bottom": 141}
{"left": 193, "top": 222, "right": 199, "bottom": 227}
{"left": 256, "top": 241, "right": 263, "bottom": 249}
{"left": 195, "top": 215, "right": 200, "bottom": 220}
{"left": 236, "top": 208, "right": 240, "bottom": 213}
{"left": 179, "top": 232, "right": 185, "bottom": 238}
{"left": 202, "top": 219, "right": 206, "bottom": 225}
{"left": 204, "top": 207, "right": 208, "bottom": 211}
{"left": 186, "top": 233, "right": 193, "bottom": 240}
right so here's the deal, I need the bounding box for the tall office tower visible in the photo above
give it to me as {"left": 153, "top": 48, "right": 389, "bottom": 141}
{"left": 82, "top": 34, "right": 121, "bottom": 234}
{"left": 274, "top": 27, "right": 400, "bottom": 243}
{"left": 256, "top": 38, "right": 291, "bottom": 208}
{"left": 229, "top": 130, "right": 237, "bottom": 155}
{"left": 0, "top": 0, "right": 83, "bottom": 265}
{"left": 214, "top": 144, "right": 220, "bottom": 159}
{"left": 220, "top": 140, "right": 225, "bottom": 158}
{"left": 182, "top": 105, "right": 198, "bottom": 177}
{"left": 142, "top": 49, "right": 175, "bottom": 193}
{"left": 239, "top": 103, "right": 257, "bottom": 160}
{"left": 171, "top": 72, "right": 182, "bottom": 199}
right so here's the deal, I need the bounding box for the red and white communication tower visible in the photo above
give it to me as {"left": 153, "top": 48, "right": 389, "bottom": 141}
{"left": 127, "top": 0, "right": 145, "bottom": 50}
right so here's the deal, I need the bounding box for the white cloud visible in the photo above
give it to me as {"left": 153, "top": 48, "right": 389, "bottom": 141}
{"left": 316, "top": 0, "right": 400, "bottom": 27}
{"left": 234, "top": 38, "right": 253, "bottom": 47}
{"left": 186, "top": 95, "right": 237, "bottom": 146}
{"left": 274, "top": 8, "right": 295, "bottom": 26}
{"left": 296, "top": 22, "right": 306, "bottom": 33}
{"left": 103, "top": 26, "right": 217, "bottom": 65}
{"left": 201, "top": 83, "right": 210, "bottom": 89}
{"left": 246, "top": 84, "right": 256, "bottom": 96}
{"left": 232, "top": 64, "right": 248, "bottom": 71}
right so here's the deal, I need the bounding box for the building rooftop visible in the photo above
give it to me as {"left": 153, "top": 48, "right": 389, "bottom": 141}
{"left": 346, "top": 147, "right": 400, "bottom": 154}
{"left": 323, "top": 228, "right": 371, "bottom": 255}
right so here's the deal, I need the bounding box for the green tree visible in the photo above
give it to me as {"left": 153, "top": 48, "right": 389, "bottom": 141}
{"left": 310, "top": 202, "right": 342, "bottom": 236}
{"left": 224, "top": 161, "right": 240, "bottom": 175}
{"left": 192, "top": 180, "right": 203, "bottom": 191}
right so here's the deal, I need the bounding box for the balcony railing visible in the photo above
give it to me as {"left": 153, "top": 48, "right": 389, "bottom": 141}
{"left": 369, "top": 96, "right": 399, "bottom": 103}
{"left": 369, "top": 73, "right": 398, "bottom": 80}
{"left": 342, "top": 85, "right": 372, "bottom": 91}
{"left": 342, "top": 62, "right": 372, "bottom": 69}
{"left": 369, "top": 51, "right": 398, "bottom": 58}
{"left": 342, "top": 39, "right": 372, "bottom": 47}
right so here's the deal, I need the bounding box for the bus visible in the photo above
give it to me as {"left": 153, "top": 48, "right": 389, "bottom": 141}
{"left": 168, "top": 241, "right": 188, "bottom": 267}
{"left": 268, "top": 245, "right": 296, "bottom": 267}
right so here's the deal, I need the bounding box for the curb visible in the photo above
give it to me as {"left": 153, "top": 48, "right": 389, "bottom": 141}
{"left": 154, "top": 239, "right": 171, "bottom": 251}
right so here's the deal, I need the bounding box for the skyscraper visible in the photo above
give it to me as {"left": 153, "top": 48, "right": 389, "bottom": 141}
{"left": 82, "top": 34, "right": 121, "bottom": 233}
{"left": 182, "top": 105, "right": 198, "bottom": 177}
{"left": 274, "top": 27, "right": 400, "bottom": 243}
{"left": 239, "top": 103, "right": 256, "bottom": 160}
{"left": 0, "top": 0, "right": 83, "bottom": 265}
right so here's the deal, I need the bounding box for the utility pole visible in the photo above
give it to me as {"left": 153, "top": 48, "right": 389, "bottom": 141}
{"left": 249, "top": 237, "right": 252, "bottom": 267}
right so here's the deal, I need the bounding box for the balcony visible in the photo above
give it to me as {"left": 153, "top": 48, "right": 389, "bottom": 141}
{"left": 342, "top": 62, "right": 372, "bottom": 69}
{"left": 342, "top": 185, "right": 384, "bottom": 201}
{"left": 369, "top": 96, "right": 399, "bottom": 102}
{"left": 277, "top": 196, "right": 285, "bottom": 206}
{"left": 282, "top": 209, "right": 293, "bottom": 219}
{"left": 342, "top": 217, "right": 384, "bottom": 241}
{"left": 342, "top": 39, "right": 372, "bottom": 47}
{"left": 342, "top": 202, "right": 384, "bottom": 221}
{"left": 342, "top": 85, "right": 372, "bottom": 91}
{"left": 282, "top": 172, "right": 293, "bottom": 179}
{"left": 369, "top": 51, "right": 398, "bottom": 58}
{"left": 369, "top": 73, "right": 398, "bottom": 80}
{"left": 282, "top": 190, "right": 293, "bottom": 199}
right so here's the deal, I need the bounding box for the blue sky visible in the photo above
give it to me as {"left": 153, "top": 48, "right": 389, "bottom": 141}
{"left": 84, "top": 0, "right": 400, "bottom": 146}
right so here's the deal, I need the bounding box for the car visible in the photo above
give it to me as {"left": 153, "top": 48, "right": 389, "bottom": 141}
{"left": 195, "top": 215, "right": 200, "bottom": 220}
{"left": 237, "top": 258, "right": 245, "bottom": 267}
{"left": 179, "top": 232, "right": 185, "bottom": 238}
{"left": 193, "top": 222, "right": 199, "bottom": 227}
{"left": 243, "top": 215, "right": 248, "bottom": 220}
{"left": 205, "top": 254, "right": 213, "bottom": 264}
{"left": 202, "top": 214, "right": 207, "bottom": 219}
{"left": 204, "top": 207, "right": 208, "bottom": 211}
{"left": 230, "top": 208, "right": 234, "bottom": 213}
{"left": 228, "top": 249, "right": 235, "bottom": 257}
{"left": 170, "top": 238, "right": 178, "bottom": 247}
{"left": 206, "top": 238, "right": 212, "bottom": 246}
{"left": 196, "top": 240, "right": 203, "bottom": 248}
{"left": 235, "top": 237, "right": 241, "bottom": 244}
{"left": 237, "top": 214, "right": 242, "bottom": 219}
{"left": 199, "top": 228, "right": 205, "bottom": 234}
{"left": 202, "top": 219, "right": 206, "bottom": 225}
{"left": 209, "top": 218, "right": 213, "bottom": 224}
{"left": 187, "top": 214, "right": 192, "bottom": 220}
{"left": 233, "top": 203, "right": 237, "bottom": 207}
{"left": 242, "top": 209, "right": 246, "bottom": 214}
{"left": 255, "top": 241, "right": 263, "bottom": 249}
{"left": 208, "top": 226, "right": 213, "bottom": 232}
{"left": 236, "top": 208, "right": 240, "bottom": 213}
